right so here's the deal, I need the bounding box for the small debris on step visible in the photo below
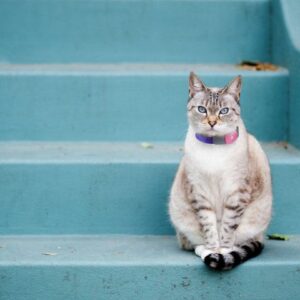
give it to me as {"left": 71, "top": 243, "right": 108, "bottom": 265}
{"left": 267, "top": 234, "right": 290, "bottom": 241}
{"left": 277, "top": 141, "right": 289, "bottom": 150}
{"left": 42, "top": 252, "right": 58, "bottom": 256}
{"left": 237, "top": 61, "right": 279, "bottom": 71}
{"left": 140, "top": 142, "right": 154, "bottom": 149}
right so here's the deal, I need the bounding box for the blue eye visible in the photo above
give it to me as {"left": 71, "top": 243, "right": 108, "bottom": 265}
{"left": 198, "top": 106, "right": 207, "bottom": 114}
{"left": 220, "top": 107, "right": 229, "bottom": 115}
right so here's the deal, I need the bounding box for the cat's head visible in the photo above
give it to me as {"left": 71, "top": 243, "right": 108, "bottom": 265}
{"left": 187, "top": 72, "right": 242, "bottom": 137}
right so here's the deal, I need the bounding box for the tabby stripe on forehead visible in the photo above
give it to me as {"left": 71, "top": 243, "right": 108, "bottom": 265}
{"left": 209, "top": 92, "right": 219, "bottom": 105}
{"left": 205, "top": 97, "right": 209, "bottom": 107}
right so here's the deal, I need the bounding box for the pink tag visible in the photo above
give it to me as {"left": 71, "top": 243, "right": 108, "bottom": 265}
{"left": 224, "top": 130, "right": 238, "bottom": 144}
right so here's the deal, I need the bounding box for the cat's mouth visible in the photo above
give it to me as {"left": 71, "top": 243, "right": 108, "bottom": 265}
{"left": 205, "top": 129, "right": 219, "bottom": 137}
{"left": 208, "top": 126, "right": 219, "bottom": 133}
{"left": 198, "top": 123, "right": 229, "bottom": 137}
{"left": 205, "top": 127, "right": 229, "bottom": 137}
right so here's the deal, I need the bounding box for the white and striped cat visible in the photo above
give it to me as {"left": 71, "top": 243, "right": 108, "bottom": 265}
{"left": 169, "top": 72, "right": 272, "bottom": 270}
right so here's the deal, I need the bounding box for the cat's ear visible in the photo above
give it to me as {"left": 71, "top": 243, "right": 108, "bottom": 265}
{"left": 223, "top": 75, "right": 242, "bottom": 102}
{"left": 189, "top": 72, "right": 207, "bottom": 98}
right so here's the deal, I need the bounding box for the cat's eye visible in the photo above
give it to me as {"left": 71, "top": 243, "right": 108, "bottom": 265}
{"left": 197, "top": 106, "right": 207, "bottom": 114}
{"left": 219, "top": 107, "right": 229, "bottom": 115}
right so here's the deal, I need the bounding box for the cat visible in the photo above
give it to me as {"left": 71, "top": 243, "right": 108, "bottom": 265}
{"left": 169, "top": 72, "right": 272, "bottom": 270}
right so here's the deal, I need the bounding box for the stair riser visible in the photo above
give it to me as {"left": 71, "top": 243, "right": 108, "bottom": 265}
{"left": 0, "top": 162, "right": 298, "bottom": 234}
{"left": 0, "top": 0, "right": 270, "bottom": 63}
{"left": 0, "top": 73, "right": 288, "bottom": 141}
{"left": 1, "top": 264, "right": 299, "bottom": 300}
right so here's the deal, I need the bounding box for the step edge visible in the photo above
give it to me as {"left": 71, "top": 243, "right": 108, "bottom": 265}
{"left": 0, "top": 142, "right": 299, "bottom": 165}
{"left": 0, "top": 63, "right": 289, "bottom": 76}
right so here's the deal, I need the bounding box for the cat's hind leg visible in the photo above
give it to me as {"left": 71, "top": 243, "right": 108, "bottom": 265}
{"left": 176, "top": 231, "right": 194, "bottom": 251}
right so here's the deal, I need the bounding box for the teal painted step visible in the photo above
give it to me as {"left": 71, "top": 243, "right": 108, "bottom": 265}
{"left": 0, "top": 142, "right": 300, "bottom": 234}
{"left": 0, "top": 64, "right": 288, "bottom": 141}
{"left": 0, "top": 235, "right": 300, "bottom": 300}
{"left": 0, "top": 0, "right": 271, "bottom": 63}
{"left": 272, "top": 0, "right": 300, "bottom": 148}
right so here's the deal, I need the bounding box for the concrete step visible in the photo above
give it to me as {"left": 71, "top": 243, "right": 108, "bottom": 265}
{"left": 0, "top": 0, "right": 270, "bottom": 63}
{"left": 272, "top": 0, "right": 300, "bottom": 148}
{"left": 0, "top": 141, "right": 299, "bottom": 234}
{"left": 0, "top": 234, "right": 299, "bottom": 300}
{"left": 0, "top": 64, "right": 288, "bottom": 141}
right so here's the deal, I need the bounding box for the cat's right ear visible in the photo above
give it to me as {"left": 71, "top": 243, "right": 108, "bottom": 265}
{"left": 189, "top": 72, "right": 206, "bottom": 98}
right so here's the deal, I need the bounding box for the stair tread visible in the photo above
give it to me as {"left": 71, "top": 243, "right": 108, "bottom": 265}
{"left": 0, "top": 234, "right": 299, "bottom": 266}
{"left": 0, "top": 63, "right": 288, "bottom": 76}
{"left": 0, "top": 141, "right": 299, "bottom": 164}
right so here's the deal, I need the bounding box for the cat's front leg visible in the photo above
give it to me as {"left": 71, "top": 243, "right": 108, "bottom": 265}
{"left": 220, "top": 186, "right": 251, "bottom": 250}
{"left": 191, "top": 197, "right": 220, "bottom": 255}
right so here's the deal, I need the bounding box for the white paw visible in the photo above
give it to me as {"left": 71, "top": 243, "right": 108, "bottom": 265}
{"left": 220, "top": 247, "right": 233, "bottom": 255}
{"left": 195, "top": 245, "right": 218, "bottom": 260}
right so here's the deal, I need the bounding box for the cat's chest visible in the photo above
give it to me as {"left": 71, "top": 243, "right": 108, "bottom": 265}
{"left": 186, "top": 144, "right": 238, "bottom": 174}
{"left": 185, "top": 144, "right": 245, "bottom": 201}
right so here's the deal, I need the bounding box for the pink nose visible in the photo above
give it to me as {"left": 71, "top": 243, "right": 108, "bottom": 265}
{"left": 208, "top": 121, "right": 216, "bottom": 127}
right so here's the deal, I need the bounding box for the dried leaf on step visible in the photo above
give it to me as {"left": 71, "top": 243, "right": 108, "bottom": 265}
{"left": 140, "top": 142, "right": 154, "bottom": 149}
{"left": 267, "top": 234, "right": 290, "bottom": 241}
{"left": 237, "top": 61, "right": 279, "bottom": 71}
{"left": 42, "top": 252, "right": 58, "bottom": 256}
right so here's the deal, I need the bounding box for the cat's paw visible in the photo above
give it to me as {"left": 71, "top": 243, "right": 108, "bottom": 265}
{"left": 220, "top": 247, "right": 233, "bottom": 255}
{"left": 203, "top": 253, "right": 226, "bottom": 270}
{"left": 195, "top": 245, "right": 219, "bottom": 260}
{"left": 195, "top": 246, "right": 228, "bottom": 270}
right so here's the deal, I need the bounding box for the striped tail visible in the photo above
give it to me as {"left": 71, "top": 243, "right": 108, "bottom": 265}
{"left": 204, "top": 241, "right": 264, "bottom": 271}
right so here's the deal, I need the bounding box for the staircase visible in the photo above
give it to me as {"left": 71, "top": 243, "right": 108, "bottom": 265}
{"left": 0, "top": 0, "right": 300, "bottom": 299}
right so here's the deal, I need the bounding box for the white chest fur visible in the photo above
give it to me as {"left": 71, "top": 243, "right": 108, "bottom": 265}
{"left": 184, "top": 125, "right": 248, "bottom": 213}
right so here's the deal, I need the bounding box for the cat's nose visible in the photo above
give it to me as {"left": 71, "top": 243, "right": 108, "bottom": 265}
{"left": 208, "top": 121, "right": 217, "bottom": 128}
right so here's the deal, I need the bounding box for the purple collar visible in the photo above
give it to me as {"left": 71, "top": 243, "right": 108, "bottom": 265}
{"left": 195, "top": 127, "right": 239, "bottom": 145}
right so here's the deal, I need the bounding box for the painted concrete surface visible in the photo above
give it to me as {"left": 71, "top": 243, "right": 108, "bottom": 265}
{"left": 0, "top": 142, "right": 299, "bottom": 234}
{"left": 0, "top": 235, "right": 300, "bottom": 300}
{"left": 273, "top": 0, "right": 300, "bottom": 148}
{"left": 0, "top": 0, "right": 270, "bottom": 63}
{"left": 0, "top": 64, "right": 288, "bottom": 141}
{"left": 0, "top": 0, "right": 300, "bottom": 298}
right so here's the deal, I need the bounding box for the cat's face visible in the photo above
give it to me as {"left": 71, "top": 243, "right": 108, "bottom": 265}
{"left": 187, "top": 73, "right": 242, "bottom": 137}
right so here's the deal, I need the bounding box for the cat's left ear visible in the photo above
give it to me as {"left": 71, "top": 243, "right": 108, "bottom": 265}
{"left": 223, "top": 75, "right": 242, "bottom": 102}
